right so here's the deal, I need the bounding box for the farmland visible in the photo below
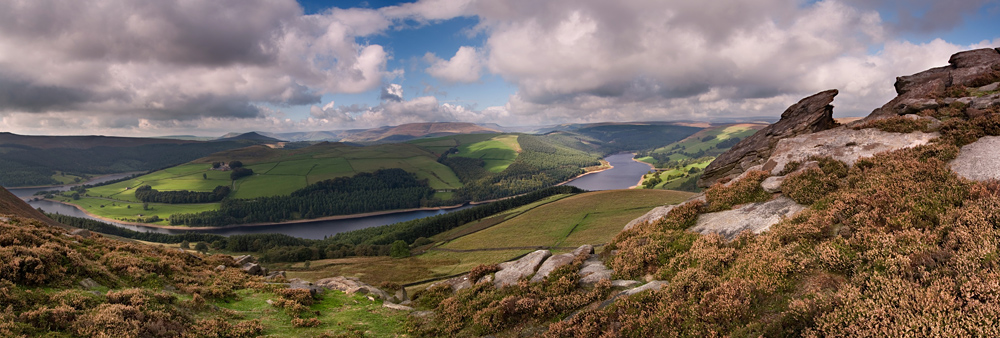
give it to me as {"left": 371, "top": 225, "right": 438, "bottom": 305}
{"left": 276, "top": 189, "right": 695, "bottom": 288}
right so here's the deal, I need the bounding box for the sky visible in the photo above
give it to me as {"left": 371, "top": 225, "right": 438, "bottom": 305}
{"left": 0, "top": 0, "right": 998, "bottom": 136}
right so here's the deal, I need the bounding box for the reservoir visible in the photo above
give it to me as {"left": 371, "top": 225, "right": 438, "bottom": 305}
{"left": 562, "top": 153, "right": 652, "bottom": 190}
{"left": 6, "top": 153, "right": 650, "bottom": 240}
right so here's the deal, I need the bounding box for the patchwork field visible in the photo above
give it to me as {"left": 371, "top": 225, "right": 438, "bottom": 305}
{"left": 280, "top": 189, "right": 695, "bottom": 288}
{"left": 70, "top": 142, "right": 464, "bottom": 225}
{"left": 451, "top": 134, "right": 522, "bottom": 172}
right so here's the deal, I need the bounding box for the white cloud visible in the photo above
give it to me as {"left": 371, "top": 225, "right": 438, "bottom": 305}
{"left": 424, "top": 46, "right": 484, "bottom": 83}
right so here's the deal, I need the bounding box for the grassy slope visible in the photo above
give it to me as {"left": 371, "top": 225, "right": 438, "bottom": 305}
{"left": 72, "top": 142, "right": 463, "bottom": 225}
{"left": 636, "top": 124, "right": 764, "bottom": 190}
{"left": 452, "top": 134, "right": 522, "bottom": 172}
{"left": 280, "top": 189, "right": 694, "bottom": 288}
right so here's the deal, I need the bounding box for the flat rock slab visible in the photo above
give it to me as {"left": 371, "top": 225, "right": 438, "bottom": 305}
{"left": 530, "top": 253, "right": 575, "bottom": 283}
{"left": 951, "top": 136, "right": 1000, "bottom": 181}
{"left": 579, "top": 255, "right": 613, "bottom": 286}
{"left": 691, "top": 196, "right": 806, "bottom": 240}
{"left": 495, "top": 250, "right": 551, "bottom": 287}
{"left": 763, "top": 127, "right": 938, "bottom": 175}
{"left": 623, "top": 205, "right": 676, "bottom": 231}
{"left": 316, "top": 276, "right": 390, "bottom": 300}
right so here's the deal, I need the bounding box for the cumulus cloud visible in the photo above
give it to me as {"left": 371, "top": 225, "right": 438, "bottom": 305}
{"left": 0, "top": 0, "right": 396, "bottom": 123}
{"left": 424, "top": 46, "right": 484, "bottom": 83}
{"left": 380, "top": 84, "right": 405, "bottom": 102}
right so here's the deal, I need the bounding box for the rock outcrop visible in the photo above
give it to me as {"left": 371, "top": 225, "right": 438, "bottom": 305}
{"left": 950, "top": 136, "right": 1000, "bottom": 181}
{"left": 700, "top": 89, "right": 840, "bottom": 187}
{"left": 760, "top": 127, "right": 939, "bottom": 175}
{"left": 690, "top": 196, "right": 806, "bottom": 240}
{"left": 868, "top": 48, "right": 1000, "bottom": 120}
{"left": 315, "top": 276, "right": 391, "bottom": 301}
{"left": 494, "top": 250, "right": 551, "bottom": 287}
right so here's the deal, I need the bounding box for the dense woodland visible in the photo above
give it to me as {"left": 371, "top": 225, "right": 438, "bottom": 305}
{"left": 167, "top": 168, "right": 435, "bottom": 226}
{"left": 0, "top": 141, "right": 252, "bottom": 187}
{"left": 134, "top": 185, "right": 231, "bottom": 204}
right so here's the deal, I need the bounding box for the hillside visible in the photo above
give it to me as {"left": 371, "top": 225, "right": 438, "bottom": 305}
{"left": 340, "top": 122, "right": 500, "bottom": 143}
{"left": 217, "top": 131, "right": 285, "bottom": 143}
{"left": 0, "top": 187, "right": 65, "bottom": 228}
{"left": 0, "top": 188, "right": 411, "bottom": 337}
{"left": 402, "top": 48, "right": 1000, "bottom": 337}
{"left": 0, "top": 131, "right": 195, "bottom": 149}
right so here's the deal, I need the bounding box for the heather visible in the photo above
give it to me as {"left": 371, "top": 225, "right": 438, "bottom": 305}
{"left": 0, "top": 215, "right": 405, "bottom": 337}
{"left": 412, "top": 106, "right": 1000, "bottom": 336}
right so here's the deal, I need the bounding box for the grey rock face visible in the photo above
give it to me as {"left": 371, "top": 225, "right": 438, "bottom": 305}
{"left": 289, "top": 278, "right": 323, "bottom": 296}
{"left": 869, "top": 48, "right": 1000, "bottom": 120}
{"left": 761, "top": 127, "right": 938, "bottom": 176}
{"left": 572, "top": 244, "right": 594, "bottom": 256}
{"left": 429, "top": 275, "right": 473, "bottom": 292}
{"left": 578, "top": 255, "right": 613, "bottom": 286}
{"left": 978, "top": 82, "right": 1000, "bottom": 92}
{"left": 700, "top": 90, "right": 839, "bottom": 188}
{"left": 265, "top": 271, "right": 286, "bottom": 281}
{"left": 690, "top": 196, "right": 806, "bottom": 241}
{"left": 383, "top": 302, "right": 414, "bottom": 311}
{"left": 530, "top": 253, "right": 575, "bottom": 283}
{"left": 494, "top": 250, "right": 551, "bottom": 287}
{"left": 315, "top": 276, "right": 391, "bottom": 300}
{"left": 760, "top": 176, "right": 784, "bottom": 193}
{"left": 241, "top": 262, "right": 263, "bottom": 276}
{"left": 611, "top": 280, "right": 642, "bottom": 288}
{"left": 234, "top": 255, "right": 255, "bottom": 266}
{"left": 950, "top": 136, "right": 1000, "bottom": 181}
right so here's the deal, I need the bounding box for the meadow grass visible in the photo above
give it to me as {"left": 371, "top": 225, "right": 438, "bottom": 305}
{"left": 437, "top": 190, "right": 694, "bottom": 252}
{"left": 453, "top": 135, "right": 520, "bottom": 172}
{"left": 53, "top": 197, "right": 217, "bottom": 225}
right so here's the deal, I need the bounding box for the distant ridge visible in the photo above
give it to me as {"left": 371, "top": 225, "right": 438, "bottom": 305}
{"left": 216, "top": 131, "right": 285, "bottom": 143}
{"left": 339, "top": 122, "right": 499, "bottom": 143}
{"left": 0, "top": 131, "right": 196, "bottom": 149}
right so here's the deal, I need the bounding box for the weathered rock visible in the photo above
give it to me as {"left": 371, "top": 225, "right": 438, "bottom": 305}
{"left": 572, "top": 244, "right": 594, "bottom": 256}
{"left": 978, "top": 82, "right": 1000, "bottom": 92}
{"left": 760, "top": 176, "right": 784, "bottom": 193}
{"left": 623, "top": 205, "right": 676, "bottom": 231}
{"left": 383, "top": 302, "right": 414, "bottom": 311}
{"left": 595, "top": 281, "right": 668, "bottom": 310}
{"left": 394, "top": 288, "right": 408, "bottom": 303}
{"left": 761, "top": 127, "right": 938, "bottom": 176}
{"left": 494, "top": 250, "right": 551, "bottom": 287}
{"left": 869, "top": 48, "right": 1000, "bottom": 120}
{"left": 893, "top": 98, "right": 940, "bottom": 115}
{"left": 903, "top": 114, "right": 943, "bottom": 131}
{"left": 411, "top": 310, "right": 435, "bottom": 319}
{"left": 234, "top": 255, "right": 255, "bottom": 266}
{"left": 70, "top": 229, "right": 91, "bottom": 238}
{"left": 950, "top": 136, "right": 1000, "bottom": 181}
{"left": 691, "top": 196, "right": 806, "bottom": 240}
{"left": 611, "top": 280, "right": 642, "bottom": 288}
{"left": 241, "top": 262, "right": 263, "bottom": 276}
{"left": 265, "top": 271, "right": 286, "bottom": 281}
{"left": 315, "top": 276, "right": 391, "bottom": 300}
{"left": 429, "top": 274, "right": 473, "bottom": 292}
{"left": 971, "top": 93, "right": 1000, "bottom": 110}
{"left": 79, "top": 278, "right": 101, "bottom": 289}
{"left": 700, "top": 90, "right": 839, "bottom": 188}
{"left": 214, "top": 265, "right": 226, "bottom": 272}
{"left": 289, "top": 278, "right": 323, "bottom": 296}
{"left": 530, "top": 253, "right": 575, "bottom": 283}
{"left": 578, "top": 255, "right": 613, "bottom": 286}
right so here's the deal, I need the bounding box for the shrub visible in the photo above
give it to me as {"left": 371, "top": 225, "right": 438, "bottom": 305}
{"left": 704, "top": 170, "right": 772, "bottom": 212}
{"left": 851, "top": 116, "right": 931, "bottom": 133}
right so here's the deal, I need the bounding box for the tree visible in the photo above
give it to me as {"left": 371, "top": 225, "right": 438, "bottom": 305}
{"left": 194, "top": 242, "right": 209, "bottom": 253}
{"left": 389, "top": 240, "right": 410, "bottom": 258}
{"left": 203, "top": 173, "right": 207, "bottom": 179}
{"left": 180, "top": 240, "right": 190, "bottom": 249}
{"left": 229, "top": 160, "right": 243, "bottom": 168}
{"left": 212, "top": 162, "right": 222, "bottom": 169}
{"left": 143, "top": 203, "right": 149, "bottom": 211}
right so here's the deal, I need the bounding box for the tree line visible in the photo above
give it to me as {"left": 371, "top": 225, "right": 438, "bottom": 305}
{"left": 134, "top": 185, "right": 231, "bottom": 204}
{"left": 167, "top": 168, "right": 434, "bottom": 226}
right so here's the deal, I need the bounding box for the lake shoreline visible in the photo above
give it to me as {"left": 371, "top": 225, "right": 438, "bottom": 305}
{"left": 5, "top": 171, "right": 145, "bottom": 190}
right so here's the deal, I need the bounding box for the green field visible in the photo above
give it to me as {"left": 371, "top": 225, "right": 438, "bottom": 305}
{"left": 70, "top": 142, "right": 464, "bottom": 225}
{"left": 407, "top": 133, "right": 499, "bottom": 156}
{"left": 641, "top": 124, "right": 762, "bottom": 164}
{"left": 281, "top": 189, "right": 695, "bottom": 288}
{"left": 55, "top": 197, "right": 217, "bottom": 225}
{"left": 635, "top": 124, "right": 764, "bottom": 191}
{"left": 451, "top": 134, "right": 521, "bottom": 172}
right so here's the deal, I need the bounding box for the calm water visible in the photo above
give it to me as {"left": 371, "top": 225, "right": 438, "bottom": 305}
{"left": 563, "top": 153, "right": 652, "bottom": 191}
{"left": 7, "top": 154, "right": 648, "bottom": 239}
